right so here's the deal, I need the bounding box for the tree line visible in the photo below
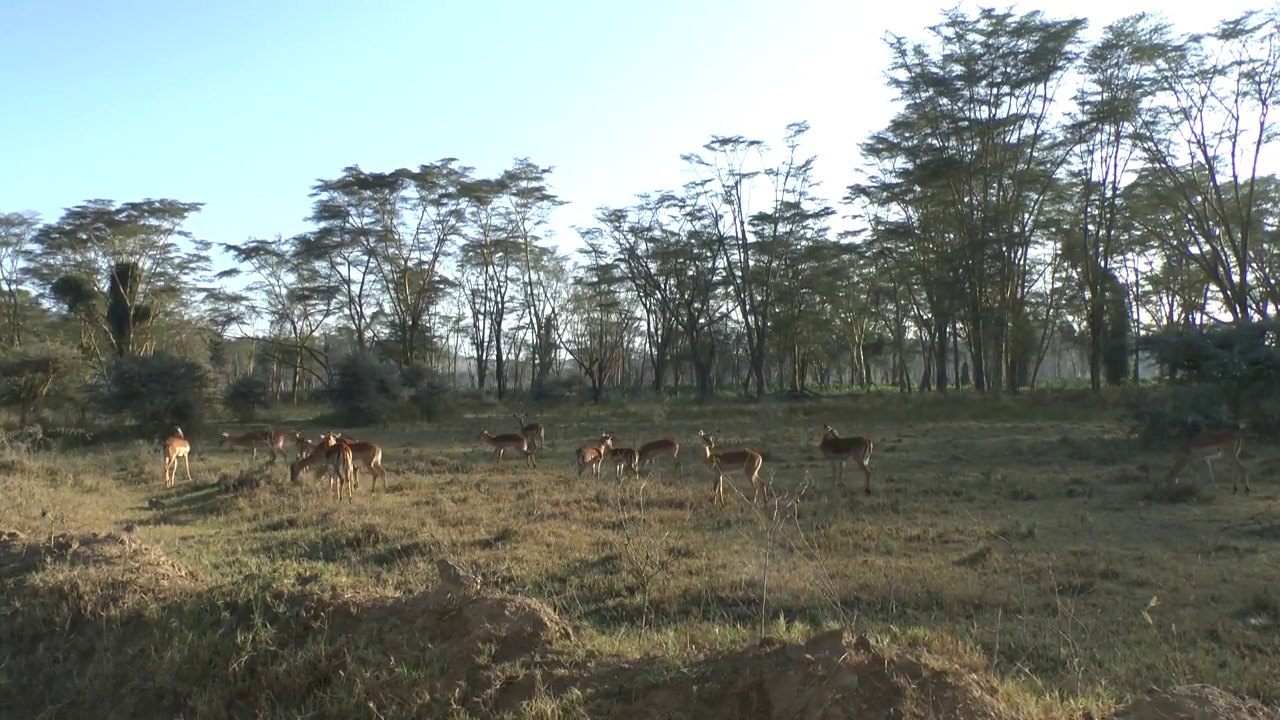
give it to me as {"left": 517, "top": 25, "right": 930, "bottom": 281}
{"left": 0, "top": 7, "right": 1277, "bottom": 432}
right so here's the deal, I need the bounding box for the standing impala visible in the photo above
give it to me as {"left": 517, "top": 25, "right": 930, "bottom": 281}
{"left": 513, "top": 413, "right": 546, "bottom": 451}
{"left": 1167, "top": 429, "right": 1251, "bottom": 493}
{"left": 162, "top": 426, "right": 192, "bottom": 488}
{"left": 819, "top": 424, "right": 874, "bottom": 495}
{"left": 697, "top": 430, "right": 765, "bottom": 505}
{"left": 638, "top": 437, "right": 682, "bottom": 477}
{"left": 480, "top": 430, "right": 538, "bottom": 468}
{"left": 574, "top": 432, "right": 615, "bottom": 480}
{"left": 318, "top": 431, "right": 387, "bottom": 492}
{"left": 219, "top": 429, "right": 289, "bottom": 463}
{"left": 607, "top": 437, "right": 641, "bottom": 481}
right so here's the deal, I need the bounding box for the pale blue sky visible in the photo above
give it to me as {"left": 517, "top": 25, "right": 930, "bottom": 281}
{"left": 2, "top": 0, "right": 1272, "bottom": 278}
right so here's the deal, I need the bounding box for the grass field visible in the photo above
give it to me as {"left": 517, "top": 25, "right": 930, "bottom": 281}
{"left": 3, "top": 394, "right": 1279, "bottom": 718}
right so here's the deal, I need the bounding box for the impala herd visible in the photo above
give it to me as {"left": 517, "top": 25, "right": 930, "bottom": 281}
{"left": 161, "top": 414, "right": 1256, "bottom": 503}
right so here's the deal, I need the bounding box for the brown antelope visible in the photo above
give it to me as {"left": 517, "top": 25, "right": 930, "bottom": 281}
{"left": 219, "top": 429, "right": 289, "bottom": 462}
{"left": 697, "top": 430, "right": 765, "bottom": 505}
{"left": 289, "top": 437, "right": 358, "bottom": 500}
{"left": 574, "top": 433, "right": 615, "bottom": 480}
{"left": 316, "top": 432, "right": 385, "bottom": 491}
{"left": 638, "top": 437, "right": 682, "bottom": 477}
{"left": 1167, "top": 429, "right": 1251, "bottom": 493}
{"left": 163, "top": 426, "right": 192, "bottom": 488}
{"left": 607, "top": 439, "right": 641, "bottom": 481}
{"left": 513, "top": 413, "right": 546, "bottom": 451}
{"left": 480, "top": 430, "right": 537, "bottom": 468}
{"left": 819, "top": 424, "right": 874, "bottom": 495}
{"left": 327, "top": 439, "right": 356, "bottom": 501}
{"left": 294, "top": 431, "right": 319, "bottom": 461}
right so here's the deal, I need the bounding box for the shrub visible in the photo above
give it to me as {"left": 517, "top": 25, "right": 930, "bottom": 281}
{"left": 399, "top": 363, "right": 457, "bottom": 423}
{"left": 100, "top": 352, "right": 211, "bottom": 437}
{"left": 224, "top": 375, "right": 273, "bottom": 423}
{"left": 330, "top": 352, "right": 403, "bottom": 426}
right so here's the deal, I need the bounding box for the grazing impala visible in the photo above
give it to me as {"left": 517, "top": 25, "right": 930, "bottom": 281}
{"left": 697, "top": 430, "right": 765, "bottom": 505}
{"left": 163, "top": 426, "right": 192, "bottom": 488}
{"left": 219, "top": 429, "right": 289, "bottom": 463}
{"left": 513, "top": 413, "right": 546, "bottom": 451}
{"left": 574, "top": 433, "right": 615, "bottom": 480}
{"left": 819, "top": 424, "right": 875, "bottom": 495}
{"left": 1167, "top": 429, "right": 1251, "bottom": 493}
{"left": 638, "top": 437, "right": 683, "bottom": 477}
{"left": 480, "top": 430, "right": 537, "bottom": 468}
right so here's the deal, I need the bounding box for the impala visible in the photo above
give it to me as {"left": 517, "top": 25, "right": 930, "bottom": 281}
{"left": 607, "top": 440, "right": 641, "bottom": 481}
{"left": 480, "top": 430, "right": 537, "bottom": 468}
{"left": 513, "top": 413, "right": 546, "bottom": 451}
{"left": 219, "top": 429, "right": 289, "bottom": 463}
{"left": 819, "top": 424, "right": 875, "bottom": 495}
{"left": 638, "top": 437, "right": 683, "bottom": 477}
{"left": 697, "top": 430, "right": 765, "bottom": 505}
{"left": 574, "top": 433, "right": 615, "bottom": 480}
{"left": 162, "top": 426, "right": 192, "bottom": 488}
{"left": 290, "top": 438, "right": 358, "bottom": 500}
{"left": 294, "top": 431, "right": 319, "bottom": 461}
{"left": 1167, "top": 429, "right": 1251, "bottom": 493}
{"left": 327, "top": 439, "right": 356, "bottom": 501}
{"left": 323, "top": 431, "right": 387, "bottom": 492}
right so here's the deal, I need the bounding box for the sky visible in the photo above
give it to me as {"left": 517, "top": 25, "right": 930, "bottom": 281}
{"left": 2, "top": 0, "right": 1275, "bottom": 281}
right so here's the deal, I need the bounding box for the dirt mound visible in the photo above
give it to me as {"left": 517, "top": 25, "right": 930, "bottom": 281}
{"left": 325, "top": 581, "right": 575, "bottom": 700}
{"left": 1110, "top": 684, "right": 1279, "bottom": 720}
{"left": 576, "top": 629, "right": 1012, "bottom": 720}
{"left": 1, "top": 528, "right": 198, "bottom": 603}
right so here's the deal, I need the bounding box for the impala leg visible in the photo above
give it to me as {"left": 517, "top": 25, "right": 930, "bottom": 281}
{"left": 183, "top": 454, "right": 192, "bottom": 483}
{"left": 1204, "top": 458, "right": 1217, "bottom": 488}
{"left": 860, "top": 461, "right": 872, "bottom": 495}
{"left": 1229, "top": 453, "right": 1250, "bottom": 493}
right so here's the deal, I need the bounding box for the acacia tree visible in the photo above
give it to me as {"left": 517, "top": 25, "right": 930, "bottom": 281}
{"left": 29, "top": 199, "right": 212, "bottom": 370}
{"left": 594, "top": 194, "right": 681, "bottom": 394}
{"left": 306, "top": 160, "right": 471, "bottom": 365}
{"left": 684, "top": 121, "right": 834, "bottom": 398}
{"left": 1134, "top": 8, "right": 1280, "bottom": 321}
{"left": 558, "top": 239, "right": 635, "bottom": 403}
{"left": 1064, "top": 14, "right": 1156, "bottom": 392}
{"left": 860, "top": 8, "right": 1085, "bottom": 393}
{"left": 220, "top": 235, "right": 337, "bottom": 402}
{"left": 502, "top": 159, "right": 568, "bottom": 395}
{"left": 0, "top": 211, "right": 39, "bottom": 347}
{"left": 458, "top": 178, "right": 519, "bottom": 398}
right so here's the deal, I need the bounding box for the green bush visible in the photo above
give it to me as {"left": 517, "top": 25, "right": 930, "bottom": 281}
{"left": 100, "top": 352, "right": 211, "bottom": 438}
{"left": 399, "top": 363, "right": 456, "bottom": 423}
{"left": 223, "top": 375, "right": 273, "bottom": 423}
{"left": 330, "top": 352, "right": 403, "bottom": 426}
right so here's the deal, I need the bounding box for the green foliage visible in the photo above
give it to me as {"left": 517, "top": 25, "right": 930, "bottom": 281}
{"left": 100, "top": 352, "right": 211, "bottom": 437}
{"left": 224, "top": 375, "right": 273, "bottom": 423}
{"left": 1101, "top": 274, "right": 1130, "bottom": 386}
{"left": 0, "top": 343, "right": 88, "bottom": 423}
{"left": 330, "top": 352, "right": 404, "bottom": 426}
{"left": 1137, "top": 320, "right": 1280, "bottom": 437}
{"left": 399, "top": 362, "right": 457, "bottom": 423}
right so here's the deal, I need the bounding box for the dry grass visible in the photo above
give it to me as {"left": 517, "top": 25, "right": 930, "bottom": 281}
{"left": 2, "top": 394, "right": 1278, "bottom": 718}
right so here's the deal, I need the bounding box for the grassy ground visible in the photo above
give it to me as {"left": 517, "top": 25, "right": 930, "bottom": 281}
{"left": 3, "top": 393, "right": 1279, "bottom": 718}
